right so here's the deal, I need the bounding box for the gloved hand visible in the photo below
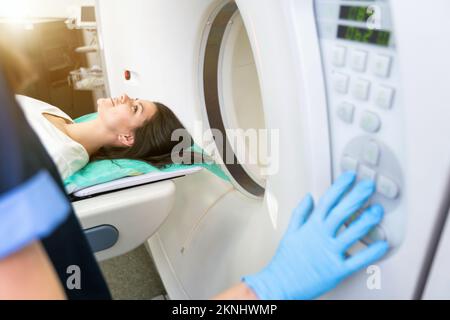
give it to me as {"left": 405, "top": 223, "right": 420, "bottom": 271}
{"left": 242, "top": 171, "right": 389, "bottom": 300}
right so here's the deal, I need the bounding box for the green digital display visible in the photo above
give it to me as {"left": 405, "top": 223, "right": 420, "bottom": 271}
{"left": 339, "top": 5, "right": 372, "bottom": 22}
{"left": 337, "top": 25, "right": 391, "bottom": 47}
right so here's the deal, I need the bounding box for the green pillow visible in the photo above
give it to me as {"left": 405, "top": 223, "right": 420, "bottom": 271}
{"left": 64, "top": 113, "right": 229, "bottom": 193}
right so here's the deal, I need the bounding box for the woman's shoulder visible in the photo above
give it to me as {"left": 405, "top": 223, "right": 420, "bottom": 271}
{"left": 16, "top": 94, "right": 52, "bottom": 109}
{"left": 15, "top": 95, "right": 74, "bottom": 122}
{"left": 44, "top": 132, "right": 90, "bottom": 181}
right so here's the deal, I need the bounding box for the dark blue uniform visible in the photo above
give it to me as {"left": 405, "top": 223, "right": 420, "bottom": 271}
{"left": 0, "top": 69, "right": 111, "bottom": 299}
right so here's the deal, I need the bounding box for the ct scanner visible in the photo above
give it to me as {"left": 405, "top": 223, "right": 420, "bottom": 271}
{"left": 75, "top": 0, "right": 450, "bottom": 299}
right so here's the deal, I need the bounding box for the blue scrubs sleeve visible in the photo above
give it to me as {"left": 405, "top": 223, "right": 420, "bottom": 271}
{"left": 0, "top": 170, "right": 70, "bottom": 259}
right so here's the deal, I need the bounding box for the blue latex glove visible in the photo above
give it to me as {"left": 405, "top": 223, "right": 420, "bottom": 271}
{"left": 243, "top": 172, "right": 389, "bottom": 300}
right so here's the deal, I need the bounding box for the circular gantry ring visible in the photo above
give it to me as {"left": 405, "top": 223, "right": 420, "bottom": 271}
{"left": 202, "top": 1, "right": 265, "bottom": 197}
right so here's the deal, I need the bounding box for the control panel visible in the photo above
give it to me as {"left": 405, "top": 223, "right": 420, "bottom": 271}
{"left": 314, "top": 0, "right": 405, "bottom": 247}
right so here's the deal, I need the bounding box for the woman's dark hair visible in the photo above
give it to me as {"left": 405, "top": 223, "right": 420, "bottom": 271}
{"left": 93, "top": 102, "right": 202, "bottom": 168}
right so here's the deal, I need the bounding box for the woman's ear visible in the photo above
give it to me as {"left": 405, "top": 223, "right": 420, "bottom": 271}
{"left": 117, "top": 133, "right": 135, "bottom": 147}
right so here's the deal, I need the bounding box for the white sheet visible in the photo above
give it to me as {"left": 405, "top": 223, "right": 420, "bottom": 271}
{"left": 72, "top": 167, "right": 202, "bottom": 198}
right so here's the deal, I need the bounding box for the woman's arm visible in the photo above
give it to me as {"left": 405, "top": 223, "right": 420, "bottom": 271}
{"left": 0, "top": 241, "right": 66, "bottom": 300}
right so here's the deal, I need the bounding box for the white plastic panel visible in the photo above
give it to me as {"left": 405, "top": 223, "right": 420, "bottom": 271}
{"left": 71, "top": 166, "right": 202, "bottom": 197}
{"left": 315, "top": 0, "right": 405, "bottom": 248}
{"left": 314, "top": 0, "right": 450, "bottom": 299}
{"left": 73, "top": 181, "right": 175, "bottom": 261}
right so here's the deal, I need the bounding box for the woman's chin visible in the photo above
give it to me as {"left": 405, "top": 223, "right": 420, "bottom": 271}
{"left": 97, "top": 98, "right": 112, "bottom": 109}
{"left": 96, "top": 102, "right": 110, "bottom": 115}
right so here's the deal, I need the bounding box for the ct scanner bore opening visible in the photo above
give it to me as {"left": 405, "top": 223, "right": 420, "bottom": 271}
{"left": 203, "top": 1, "right": 267, "bottom": 197}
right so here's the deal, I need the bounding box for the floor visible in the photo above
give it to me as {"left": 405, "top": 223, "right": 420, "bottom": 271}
{"left": 99, "top": 245, "right": 167, "bottom": 300}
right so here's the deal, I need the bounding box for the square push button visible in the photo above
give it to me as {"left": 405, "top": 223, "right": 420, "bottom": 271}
{"left": 341, "top": 156, "right": 358, "bottom": 172}
{"left": 360, "top": 111, "right": 381, "bottom": 133}
{"left": 377, "top": 175, "right": 399, "bottom": 199}
{"left": 333, "top": 72, "right": 350, "bottom": 94}
{"left": 336, "top": 102, "right": 355, "bottom": 124}
{"left": 352, "top": 79, "right": 371, "bottom": 101}
{"left": 332, "top": 46, "right": 347, "bottom": 67}
{"left": 350, "top": 50, "right": 368, "bottom": 72}
{"left": 358, "top": 165, "right": 377, "bottom": 181}
{"left": 375, "top": 86, "right": 395, "bottom": 110}
{"left": 373, "top": 55, "right": 392, "bottom": 78}
{"left": 362, "top": 141, "right": 380, "bottom": 166}
{"left": 363, "top": 226, "right": 387, "bottom": 244}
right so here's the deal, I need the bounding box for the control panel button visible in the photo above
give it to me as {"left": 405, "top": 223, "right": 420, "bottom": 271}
{"left": 341, "top": 156, "right": 358, "bottom": 172}
{"left": 362, "top": 141, "right": 380, "bottom": 166}
{"left": 377, "top": 175, "right": 399, "bottom": 199}
{"left": 336, "top": 102, "right": 355, "bottom": 124}
{"left": 332, "top": 46, "right": 347, "bottom": 67}
{"left": 373, "top": 55, "right": 392, "bottom": 78}
{"left": 360, "top": 111, "right": 381, "bottom": 133}
{"left": 333, "top": 72, "right": 350, "bottom": 94}
{"left": 375, "top": 86, "right": 395, "bottom": 109}
{"left": 350, "top": 50, "right": 368, "bottom": 72}
{"left": 352, "top": 79, "right": 371, "bottom": 101}
{"left": 364, "top": 226, "right": 387, "bottom": 244}
{"left": 358, "top": 165, "right": 377, "bottom": 181}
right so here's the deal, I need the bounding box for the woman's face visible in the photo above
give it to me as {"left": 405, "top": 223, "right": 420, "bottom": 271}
{"left": 97, "top": 93, "right": 157, "bottom": 135}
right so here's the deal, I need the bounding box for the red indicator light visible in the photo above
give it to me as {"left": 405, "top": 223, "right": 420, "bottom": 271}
{"left": 124, "top": 70, "right": 131, "bottom": 80}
